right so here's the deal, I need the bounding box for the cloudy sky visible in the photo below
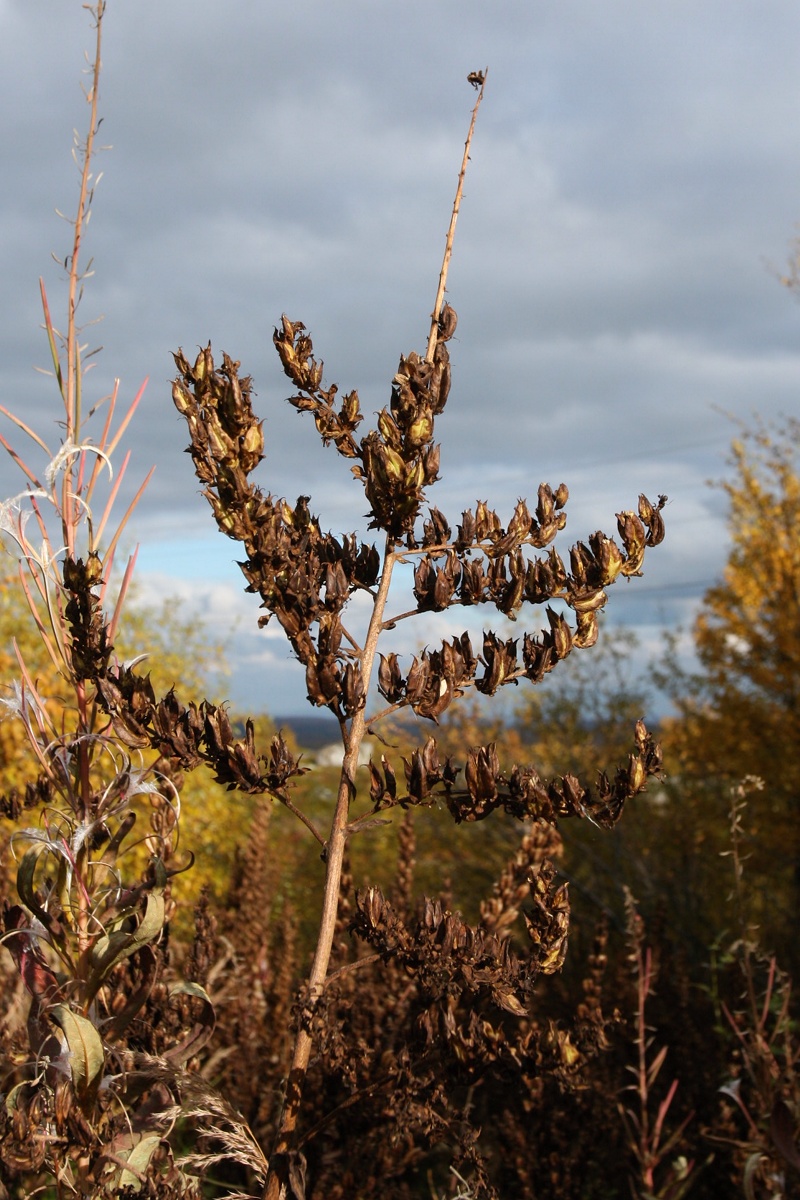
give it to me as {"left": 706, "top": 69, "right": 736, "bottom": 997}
{"left": 1, "top": 0, "right": 798, "bottom": 720}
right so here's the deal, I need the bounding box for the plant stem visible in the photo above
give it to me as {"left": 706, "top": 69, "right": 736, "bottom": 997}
{"left": 636, "top": 944, "right": 653, "bottom": 1176}
{"left": 279, "top": 794, "right": 326, "bottom": 848}
{"left": 425, "top": 70, "right": 487, "bottom": 362}
{"left": 264, "top": 536, "right": 397, "bottom": 1199}
{"left": 63, "top": 2, "right": 105, "bottom": 555}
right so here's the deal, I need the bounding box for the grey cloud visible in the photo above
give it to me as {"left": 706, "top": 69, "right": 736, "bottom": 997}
{"left": 1, "top": 0, "right": 798, "bottom": 716}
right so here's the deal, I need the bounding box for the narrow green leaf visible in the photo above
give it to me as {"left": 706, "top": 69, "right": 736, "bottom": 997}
{"left": 118, "top": 1134, "right": 162, "bottom": 1192}
{"left": 90, "top": 884, "right": 166, "bottom": 979}
{"left": 16, "top": 844, "right": 68, "bottom": 954}
{"left": 17, "top": 845, "right": 45, "bottom": 911}
{"left": 39, "top": 277, "right": 65, "bottom": 401}
{"left": 50, "top": 1004, "right": 104, "bottom": 1101}
{"left": 102, "top": 945, "right": 157, "bottom": 1040}
{"left": 163, "top": 981, "right": 216, "bottom": 1065}
{"left": 5, "top": 1081, "right": 29, "bottom": 1115}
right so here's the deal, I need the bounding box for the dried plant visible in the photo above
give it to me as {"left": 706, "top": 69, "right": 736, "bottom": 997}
{"left": 0, "top": 19, "right": 672, "bottom": 1196}
{"left": 0, "top": 8, "right": 223, "bottom": 1196}
{"left": 710, "top": 780, "right": 800, "bottom": 1198}
{"left": 166, "top": 70, "right": 667, "bottom": 1198}
{"left": 619, "top": 889, "right": 697, "bottom": 1200}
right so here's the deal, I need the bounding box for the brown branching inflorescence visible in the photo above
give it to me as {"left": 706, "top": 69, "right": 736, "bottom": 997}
{"left": 166, "top": 70, "right": 668, "bottom": 1199}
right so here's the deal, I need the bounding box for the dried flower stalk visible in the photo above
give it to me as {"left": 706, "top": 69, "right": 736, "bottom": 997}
{"left": 168, "top": 69, "right": 668, "bottom": 1199}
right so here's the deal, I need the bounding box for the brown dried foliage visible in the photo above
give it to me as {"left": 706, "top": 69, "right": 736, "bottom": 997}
{"left": 167, "top": 268, "right": 666, "bottom": 1195}
{"left": 161, "top": 75, "right": 670, "bottom": 1192}
{"left": 0, "top": 28, "right": 689, "bottom": 1199}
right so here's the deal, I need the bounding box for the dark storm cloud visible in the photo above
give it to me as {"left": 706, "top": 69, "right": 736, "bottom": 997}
{"left": 1, "top": 0, "right": 799, "bottom": 713}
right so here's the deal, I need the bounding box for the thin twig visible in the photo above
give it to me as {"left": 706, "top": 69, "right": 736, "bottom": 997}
{"left": 324, "top": 953, "right": 381, "bottom": 987}
{"left": 279, "top": 794, "right": 326, "bottom": 848}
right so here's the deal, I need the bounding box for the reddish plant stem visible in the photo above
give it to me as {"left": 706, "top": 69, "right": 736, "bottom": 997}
{"left": 63, "top": 2, "right": 104, "bottom": 555}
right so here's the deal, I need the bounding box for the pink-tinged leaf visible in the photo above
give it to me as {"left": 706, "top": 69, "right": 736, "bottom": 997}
{"left": 88, "top": 376, "right": 117, "bottom": 450}
{"left": 0, "top": 429, "right": 44, "bottom": 489}
{"left": 105, "top": 547, "right": 139, "bottom": 639}
{"left": 16, "top": 565, "right": 63, "bottom": 676}
{"left": 84, "top": 379, "right": 118, "bottom": 507}
{"left": 105, "top": 377, "right": 148, "bottom": 458}
{"left": 11, "top": 644, "right": 34, "bottom": 705}
{"left": 652, "top": 1076, "right": 680, "bottom": 1146}
{"left": 646, "top": 1044, "right": 669, "bottom": 1089}
{"left": 2, "top": 907, "right": 64, "bottom": 1060}
{"left": 104, "top": 465, "right": 155, "bottom": 563}
{"left": 721, "top": 1000, "right": 748, "bottom": 1049}
{"left": 620, "top": 1104, "right": 642, "bottom": 1136}
{"left": 13, "top": 643, "right": 48, "bottom": 710}
{"left": 3, "top": 916, "right": 61, "bottom": 1003}
{"left": 655, "top": 1112, "right": 694, "bottom": 1163}
{"left": 0, "top": 406, "right": 53, "bottom": 457}
{"left": 93, "top": 447, "right": 130, "bottom": 546}
{"left": 759, "top": 957, "right": 777, "bottom": 1032}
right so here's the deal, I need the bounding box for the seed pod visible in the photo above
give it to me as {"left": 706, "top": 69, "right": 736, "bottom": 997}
{"left": 378, "top": 653, "right": 405, "bottom": 703}
{"left": 546, "top": 608, "right": 573, "bottom": 660}
{"left": 639, "top": 492, "right": 667, "bottom": 546}
{"left": 464, "top": 743, "right": 501, "bottom": 812}
{"left": 438, "top": 303, "right": 458, "bottom": 342}
{"left": 456, "top": 509, "right": 477, "bottom": 548}
{"left": 627, "top": 754, "right": 646, "bottom": 793}
{"left": 616, "top": 510, "right": 646, "bottom": 575}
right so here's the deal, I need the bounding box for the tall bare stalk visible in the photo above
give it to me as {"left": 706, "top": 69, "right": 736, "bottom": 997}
{"left": 425, "top": 69, "right": 487, "bottom": 362}
{"left": 263, "top": 80, "right": 487, "bottom": 1198}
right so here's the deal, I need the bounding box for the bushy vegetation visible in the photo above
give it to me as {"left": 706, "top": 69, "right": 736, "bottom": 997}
{"left": 1, "top": 8, "right": 799, "bottom": 1199}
